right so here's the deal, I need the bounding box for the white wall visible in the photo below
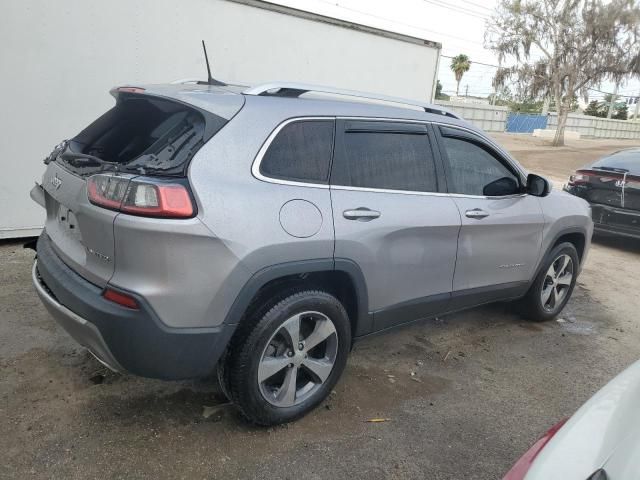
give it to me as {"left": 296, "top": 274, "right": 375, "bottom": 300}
{"left": 546, "top": 113, "right": 640, "bottom": 139}
{"left": 0, "top": 0, "right": 440, "bottom": 238}
{"left": 435, "top": 101, "right": 509, "bottom": 132}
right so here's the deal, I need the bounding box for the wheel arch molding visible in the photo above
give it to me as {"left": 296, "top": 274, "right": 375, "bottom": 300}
{"left": 535, "top": 227, "right": 588, "bottom": 279}
{"left": 223, "top": 258, "right": 372, "bottom": 337}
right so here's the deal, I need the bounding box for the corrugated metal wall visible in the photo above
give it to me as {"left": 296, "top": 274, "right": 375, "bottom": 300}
{"left": 547, "top": 113, "right": 640, "bottom": 139}
{"left": 435, "top": 101, "right": 509, "bottom": 132}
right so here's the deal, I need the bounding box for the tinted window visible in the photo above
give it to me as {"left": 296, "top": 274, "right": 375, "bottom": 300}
{"left": 260, "top": 120, "right": 334, "bottom": 183}
{"left": 332, "top": 123, "right": 437, "bottom": 192}
{"left": 441, "top": 136, "right": 518, "bottom": 195}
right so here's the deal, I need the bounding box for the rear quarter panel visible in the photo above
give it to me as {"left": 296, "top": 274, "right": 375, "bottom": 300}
{"left": 187, "top": 99, "right": 336, "bottom": 327}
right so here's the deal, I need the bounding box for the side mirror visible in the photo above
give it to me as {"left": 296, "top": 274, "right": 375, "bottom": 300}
{"left": 483, "top": 176, "right": 520, "bottom": 196}
{"left": 527, "top": 174, "right": 551, "bottom": 197}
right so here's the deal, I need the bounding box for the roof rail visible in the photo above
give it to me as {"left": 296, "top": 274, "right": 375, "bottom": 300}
{"left": 243, "top": 82, "right": 460, "bottom": 119}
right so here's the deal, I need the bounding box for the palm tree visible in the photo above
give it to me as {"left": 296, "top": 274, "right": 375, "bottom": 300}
{"left": 450, "top": 54, "right": 471, "bottom": 96}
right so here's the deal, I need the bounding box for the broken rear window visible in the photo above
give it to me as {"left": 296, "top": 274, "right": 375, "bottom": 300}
{"left": 57, "top": 94, "right": 228, "bottom": 176}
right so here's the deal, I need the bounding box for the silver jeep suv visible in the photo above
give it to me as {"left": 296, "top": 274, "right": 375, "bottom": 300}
{"left": 31, "top": 81, "right": 593, "bottom": 425}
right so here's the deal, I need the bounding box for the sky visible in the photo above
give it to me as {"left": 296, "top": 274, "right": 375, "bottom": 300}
{"left": 269, "top": 0, "right": 640, "bottom": 102}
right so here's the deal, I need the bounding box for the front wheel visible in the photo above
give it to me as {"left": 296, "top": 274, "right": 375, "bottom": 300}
{"left": 518, "top": 242, "right": 579, "bottom": 322}
{"left": 219, "top": 290, "right": 351, "bottom": 425}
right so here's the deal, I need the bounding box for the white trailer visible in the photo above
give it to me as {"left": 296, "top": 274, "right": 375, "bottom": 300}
{"left": 1, "top": 0, "right": 441, "bottom": 238}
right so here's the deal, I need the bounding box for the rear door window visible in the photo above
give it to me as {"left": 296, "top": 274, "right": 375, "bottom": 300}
{"left": 259, "top": 120, "right": 335, "bottom": 184}
{"left": 331, "top": 120, "right": 438, "bottom": 192}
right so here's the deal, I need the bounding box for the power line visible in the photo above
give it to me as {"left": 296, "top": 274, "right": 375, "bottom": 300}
{"left": 315, "top": 0, "right": 489, "bottom": 46}
{"left": 421, "top": 0, "right": 490, "bottom": 20}
{"left": 457, "top": 0, "right": 495, "bottom": 12}
{"left": 441, "top": 54, "right": 638, "bottom": 98}
{"left": 441, "top": 54, "right": 501, "bottom": 69}
{"left": 423, "top": 0, "right": 490, "bottom": 19}
{"left": 588, "top": 87, "right": 637, "bottom": 99}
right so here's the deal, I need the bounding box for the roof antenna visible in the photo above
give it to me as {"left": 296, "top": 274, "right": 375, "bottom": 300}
{"left": 199, "top": 40, "right": 226, "bottom": 86}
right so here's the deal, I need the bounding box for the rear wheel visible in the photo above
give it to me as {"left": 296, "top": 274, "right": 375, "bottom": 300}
{"left": 518, "top": 242, "right": 579, "bottom": 322}
{"left": 219, "top": 290, "right": 350, "bottom": 425}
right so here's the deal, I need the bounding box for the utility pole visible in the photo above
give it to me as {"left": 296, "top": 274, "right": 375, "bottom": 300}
{"left": 634, "top": 90, "right": 640, "bottom": 121}
{"left": 491, "top": 59, "right": 502, "bottom": 106}
{"left": 607, "top": 83, "right": 618, "bottom": 119}
{"left": 465, "top": 84, "right": 469, "bottom": 97}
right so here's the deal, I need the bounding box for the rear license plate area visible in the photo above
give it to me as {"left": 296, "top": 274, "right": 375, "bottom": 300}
{"left": 56, "top": 205, "right": 82, "bottom": 242}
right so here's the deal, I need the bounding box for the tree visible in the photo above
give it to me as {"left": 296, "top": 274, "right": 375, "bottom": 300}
{"left": 613, "top": 102, "right": 629, "bottom": 120}
{"left": 450, "top": 54, "right": 471, "bottom": 96}
{"left": 486, "top": 0, "right": 640, "bottom": 146}
{"left": 583, "top": 96, "right": 629, "bottom": 119}
{"left": 584, "top": 100, "right": 604, "bottom": 117}
{"left": 435, "top": 80, "right": 450, "bottom": 100}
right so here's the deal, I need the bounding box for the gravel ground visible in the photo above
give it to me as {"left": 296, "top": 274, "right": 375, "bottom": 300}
{"left": 1, "top": 135, "right": 640, "bottom": 480}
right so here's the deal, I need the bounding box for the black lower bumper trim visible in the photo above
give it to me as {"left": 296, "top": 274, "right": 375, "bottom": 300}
{"left": 34, "top": 233, "right": 234, "bottom": 380}
{"left": 590, "top": 204, "right": 640, "bottom": 240}
{"left": 594, "top": 223, "right": 640, "bottom": 240}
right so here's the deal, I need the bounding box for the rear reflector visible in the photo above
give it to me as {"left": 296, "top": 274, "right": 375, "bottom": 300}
{"left": 103, "top": 288, "right": 139, "bottom": 310}
{"left": 87, "top": 174, "right": 194, "bottom": 218}
{"left": 503, "top": 418, "right": 568, "bottom": 480}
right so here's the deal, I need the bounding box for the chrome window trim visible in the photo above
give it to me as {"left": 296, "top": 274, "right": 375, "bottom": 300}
{"left": 251, "top": 116, "right": 529, "bottom": 199}
{"left": 330, "top": 183, "right": 526, "bottom": 200}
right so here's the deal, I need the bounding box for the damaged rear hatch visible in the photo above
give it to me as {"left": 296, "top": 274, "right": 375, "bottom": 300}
{"left": 35, "top": 84, "right": 244, "bottom": 286}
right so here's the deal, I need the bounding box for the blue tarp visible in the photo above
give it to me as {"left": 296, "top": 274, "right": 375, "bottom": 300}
{"left": 506, "top": 113, "right": 548, "bottom": 133}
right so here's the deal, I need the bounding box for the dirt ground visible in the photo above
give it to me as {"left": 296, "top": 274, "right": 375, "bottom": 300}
{"left": 2, "top": 134, "right": 640, "bottom": 480}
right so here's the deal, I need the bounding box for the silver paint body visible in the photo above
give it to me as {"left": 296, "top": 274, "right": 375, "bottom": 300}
{"left": 36, "top": 83, "right": 593, "bottom": 330}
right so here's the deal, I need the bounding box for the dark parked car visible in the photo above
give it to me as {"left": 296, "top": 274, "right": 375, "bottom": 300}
{"left": 564, "top": 148, "right": 640, "bottom": 239}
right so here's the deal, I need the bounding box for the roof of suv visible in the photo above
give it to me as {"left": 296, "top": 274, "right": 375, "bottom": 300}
{"left": 124, "top": 81, "right": 479, "bottom": 133}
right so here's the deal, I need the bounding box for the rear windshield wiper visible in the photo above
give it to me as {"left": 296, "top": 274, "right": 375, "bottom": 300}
{"left": 58, "top": 147, "right": 120, "bottom": 171}
{"left": 60, "top": 150, "right": 115, "bottom": 166}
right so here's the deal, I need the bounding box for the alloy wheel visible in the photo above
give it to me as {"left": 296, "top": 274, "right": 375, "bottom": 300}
{"left": 540, "top": 254, "right": 574, "bottom": 312}
{"left": 258, "top": 311, "right": 338, "bottom": 407}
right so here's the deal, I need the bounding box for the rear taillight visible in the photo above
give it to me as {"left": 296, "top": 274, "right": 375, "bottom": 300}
{"left": 503, "top": 418, "right": 568, "bottom": 480}
{"left": 568, "top": 171, "right": 592, "bottom": 186}
{"left": 87, "top": 174, "right": 194, "bottom": 218}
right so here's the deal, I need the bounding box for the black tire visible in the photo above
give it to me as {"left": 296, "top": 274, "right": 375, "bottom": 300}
{"left": 219, "top": 289, "right": 351, "bottom": 425}
{"left": 216, "top": 347, "right": 233, "bottom": 401}
{"left": 518, "top": 242, "right": 579, "bottom": 322}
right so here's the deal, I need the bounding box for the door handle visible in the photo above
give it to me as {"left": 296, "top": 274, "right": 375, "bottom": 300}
{"left": 343, "top": 208, "right": 381, "bottom": 221}
{"left": 465, "top": 208, "right": 489, "bottom": 219}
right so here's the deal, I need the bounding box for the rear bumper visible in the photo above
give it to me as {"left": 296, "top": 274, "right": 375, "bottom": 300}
{"left": 590, "top": 204, "right": 640, "bottom": 240}
{"left": 33, "top": 233, "right": 235, "bottom": 380}
{"left": 32, "top": 263, "right": 126, "bottom": 373}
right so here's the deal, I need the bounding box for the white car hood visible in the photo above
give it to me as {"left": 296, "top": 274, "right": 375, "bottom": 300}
{"left": 526, "top": 359, "right": 640, "bottom": 479}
